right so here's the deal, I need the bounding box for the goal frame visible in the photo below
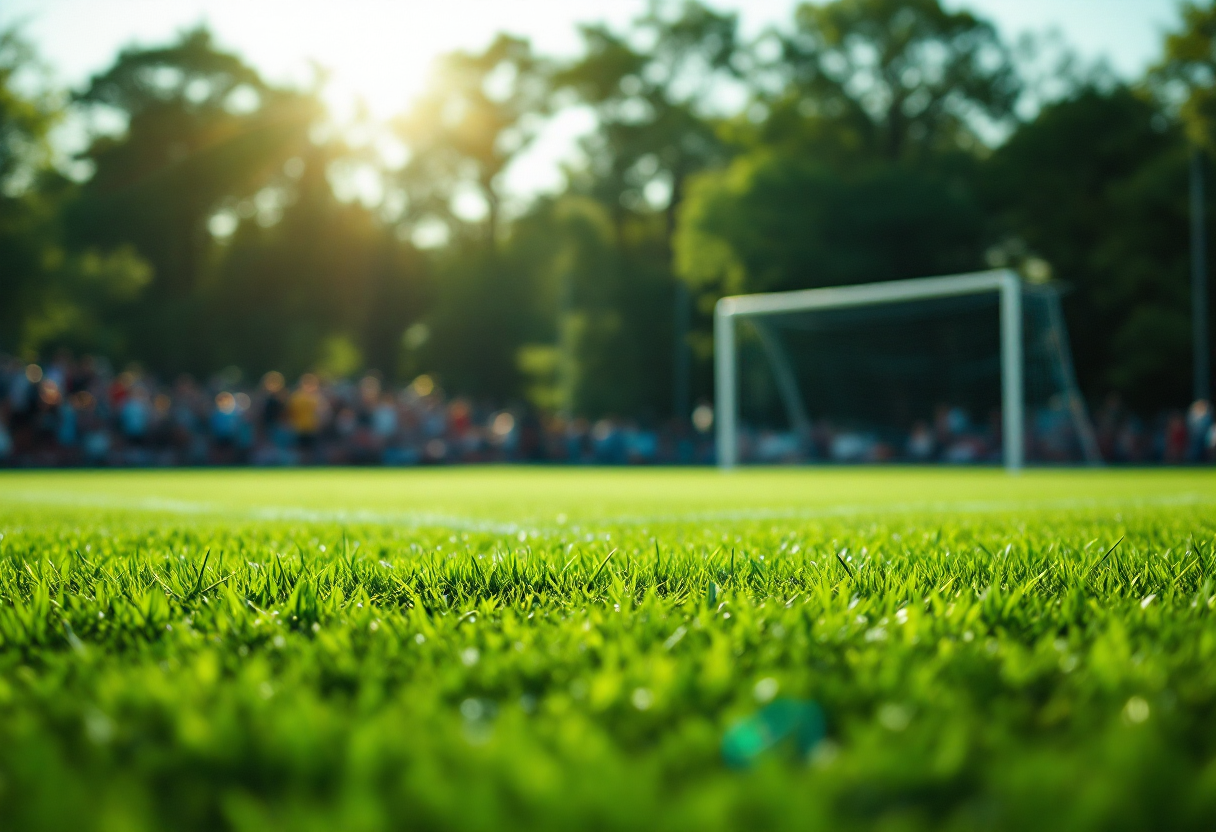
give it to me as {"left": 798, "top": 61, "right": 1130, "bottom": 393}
{"left": 715, "top": 269, "right": 1044, "bottom": 472}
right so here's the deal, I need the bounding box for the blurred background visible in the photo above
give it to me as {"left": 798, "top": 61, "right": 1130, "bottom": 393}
{"left": 0, "top": 0, "right": 1212, "bottom": 466}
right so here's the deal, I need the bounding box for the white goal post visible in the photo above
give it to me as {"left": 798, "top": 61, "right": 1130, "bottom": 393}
{"left": 714, "top": 269, "right": 1099, "bottom": 472}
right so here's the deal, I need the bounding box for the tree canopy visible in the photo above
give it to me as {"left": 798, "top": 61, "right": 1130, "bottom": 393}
{"left": 1, "top": 0, "right": 1212, "bottom": 417}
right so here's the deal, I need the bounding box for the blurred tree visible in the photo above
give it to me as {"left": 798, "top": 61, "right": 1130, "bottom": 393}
{"left": 557, "top": 2, "right": 741, "bottom": 240}
{"left": 555, "top": 1, "right": 744, "bottom": 418}
{"left": 675, "top": 0, "right": 1008, "bottom": 303}
{"left": 677, "top": 152, "right": 985, "bottom": 296}
{"left": 395, "top": 34, "right": 550, "bottom": 249}
{"left": 203, "top": 145, "right": 429, "bottom": 380}
{"left": 69, "top": 27, "right": 321, "bottom": 370}
{"left": 1154, "top": 1, "right": 1216, "bottom": 150}
{"left": 406, "top": 243, "right": 544, "bottom": 401}
{"left": 985, "top": 85, "right": 1194, "bottom": 410}
{"left": 767, "top": 0, "right": 1020, "bottom": 162}
{"left": 388, "top": 35, "right": 552, "bottom": 398}
{"left": 511, "top": 197, "right": 675, "bottom": 418}
{"left": 2, "top": 2, "right": 1205, "bottom": 425}
{"left": 0, "top": 29, "right": 61, "bottom": 352}
{"left": 1152, "top": 1, "right": 1216, "bottom": 405}
{"left": 0, "top": 29, "right": 150, "bottom": 358}
{"left": 0, "top": 30, "right": 54, "bottom": 192}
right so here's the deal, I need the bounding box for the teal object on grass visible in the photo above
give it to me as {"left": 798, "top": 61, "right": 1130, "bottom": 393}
{"left": 721, "top": 699, "right": 826, "bottom": 768}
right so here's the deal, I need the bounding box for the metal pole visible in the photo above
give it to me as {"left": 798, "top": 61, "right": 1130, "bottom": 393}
{"left": 1000, "top": 272, "right": 1024, "bottom": 472}
{"left": 715, "top": 301, "right": 737, "bottom": 469}
{"left": 1192, "top": 147, "right": 1211, "bottom": 402}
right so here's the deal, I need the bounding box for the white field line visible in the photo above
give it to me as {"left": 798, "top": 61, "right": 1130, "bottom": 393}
{"left": 0, "top": 490, "right": 524, "bottom": 534}
{"left": 0, "top": 487, "right": 1212, "bottom": 535}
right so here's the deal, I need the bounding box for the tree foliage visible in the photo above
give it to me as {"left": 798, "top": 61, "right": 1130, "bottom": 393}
{"left": 0, "top": 0, "right": 1209, "bottom": 413}
{"left": 395, "top": 34, "right": 551, "bottom": 248}
{"left": 0, "top": 30, "right": 150, "bottom": 358}
{"left": 984, "top": 86, "right": 1193, "bottom": 409}
{"left": 768, "top": 0, "right": 1020, "bottom": 161}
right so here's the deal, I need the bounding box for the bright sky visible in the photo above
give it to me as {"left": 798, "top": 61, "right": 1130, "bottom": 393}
{"left": 1, "top": 0, "right": 1187, "bottom": 198}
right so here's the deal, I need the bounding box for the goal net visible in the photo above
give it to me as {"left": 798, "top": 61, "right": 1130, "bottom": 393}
{"left": 713, "top": 270, "right": 1099, "bottom": 471}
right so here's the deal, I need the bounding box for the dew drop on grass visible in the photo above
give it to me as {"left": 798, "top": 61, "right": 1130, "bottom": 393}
{"left": 631, "top": 688, "right": 654, "bottom": 710}
{"left": 461, "top": 647, "right": 480, "bottom": 666}
{"left": 1124, "top": 696, "right": 1150, "bottom": 724}
{"left": 460, "top": 699, "right": 484, "bottom": 721}
{"left": 865, "top": 627, "right": 887, "bottom": 642}
{"left": 878, "top": 703, "right": 911, "bottom": 732}
{"left": 810, "top": 739, "right": 839, "bottom": 768}
{"left": 754, "top": 678, "right": 779, "bottom": 703}
{"left": 84, "top": 711, "right": 114, "bottom": 745}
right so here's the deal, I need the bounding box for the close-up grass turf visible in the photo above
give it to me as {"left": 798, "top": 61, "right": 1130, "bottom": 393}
{"left": 0, "top": 468, "right": 1213, "bottom": 831}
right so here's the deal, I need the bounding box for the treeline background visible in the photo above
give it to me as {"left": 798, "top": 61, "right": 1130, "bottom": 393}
{"left": 3, "top": 0, "right": 1215, "bottom": 420}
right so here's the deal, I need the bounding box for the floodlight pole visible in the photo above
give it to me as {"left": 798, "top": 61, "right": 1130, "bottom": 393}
{"left": 715, "top": 299, "right": 738, "bottom": 469}
{"left": 999, "top": 271, "right": 1024, "bottom": 472}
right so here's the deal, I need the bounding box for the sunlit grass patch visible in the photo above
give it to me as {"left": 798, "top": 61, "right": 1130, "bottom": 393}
{"left": 0, "top": 468, "right": 1213, "bottom": 831}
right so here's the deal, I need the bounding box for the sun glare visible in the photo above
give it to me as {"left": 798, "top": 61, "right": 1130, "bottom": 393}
{"left": 205, "top": 0, "right": 599, "bottom": 122}
{"left": 237, "top": 2, "right": 448, "bottom": 120}
{"left": 193, "top": 0, "right": 606, "bottom": 195}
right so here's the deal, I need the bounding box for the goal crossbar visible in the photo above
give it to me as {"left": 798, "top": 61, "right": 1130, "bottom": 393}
{"left": 714, "top": 269, "right": 1027, "bottom": 471}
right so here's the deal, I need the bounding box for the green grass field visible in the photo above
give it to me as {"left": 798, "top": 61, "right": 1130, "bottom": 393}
{"left": 0, "top": 467, "right": 1213, "bottom": 831}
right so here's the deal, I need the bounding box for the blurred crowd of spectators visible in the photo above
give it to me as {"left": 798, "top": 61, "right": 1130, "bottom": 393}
{"left": 739, "top": 397, "right": 1215, "bottom": 465}
{"left": 1091, "top": 395, "right": 1215, "bottom": 464}
{"left": 2, "top": 354, "right": 1213, "bottom": 467}
{"left": 0, "top": 354, "right": 712, "bottom": 467}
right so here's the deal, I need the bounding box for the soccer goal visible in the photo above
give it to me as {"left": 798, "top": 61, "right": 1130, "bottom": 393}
{"left": 714, "top": 269, "right": 1100, "bottom": 471}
